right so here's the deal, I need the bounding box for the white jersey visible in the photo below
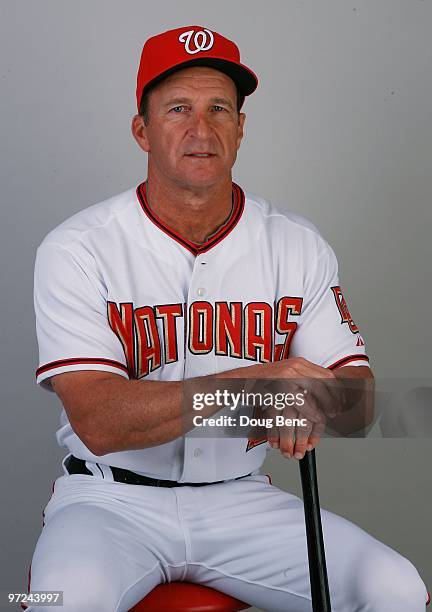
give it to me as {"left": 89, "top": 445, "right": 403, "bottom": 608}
{"left": 34, "top": 182, "right": 369, "bottom": 482}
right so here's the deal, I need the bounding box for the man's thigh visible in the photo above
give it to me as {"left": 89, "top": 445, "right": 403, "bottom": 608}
{"left": 27, "top": 475, "right": 187, "bottom": 612}
{"left": 180, "top": 474, "right": 427, "bottom": 612}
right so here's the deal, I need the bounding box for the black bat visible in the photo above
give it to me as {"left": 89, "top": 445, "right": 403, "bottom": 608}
{"left": 299, "top": 449, "right": 331, "bottom": 612}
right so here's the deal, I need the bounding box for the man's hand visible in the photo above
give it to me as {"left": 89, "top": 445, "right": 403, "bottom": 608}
{"left": 226, "top": 356, "right": 347, "bottom": 459}
{"left": 252, "top": 401, "right": 328, "bottom": 459}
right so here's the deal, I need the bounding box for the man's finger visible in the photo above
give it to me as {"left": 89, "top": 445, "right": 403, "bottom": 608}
{"left": 306, "top": 419, "right": 326, "bottom": 451}
{"left": 292, "top": 417, "right": 314, "bottom": 459}
{"left": 265, "top": 405, "right": 280, "bottom": 449}
{"left": 278, "top": 407, "right": 299, "bottom": 458}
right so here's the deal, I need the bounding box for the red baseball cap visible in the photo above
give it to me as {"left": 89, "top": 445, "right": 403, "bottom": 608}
{"left": 136, "top": 26, "right": 258, "bottom": 111}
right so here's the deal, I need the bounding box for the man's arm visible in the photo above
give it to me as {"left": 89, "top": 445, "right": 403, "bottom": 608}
{"left": 51, "top": 356, "right": 352, "bottom": 456}
{"left": 51, "top": 372, "right": 184, "bottom": 456}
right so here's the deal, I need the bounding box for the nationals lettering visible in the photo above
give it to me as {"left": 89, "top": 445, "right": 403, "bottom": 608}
{"left": 107, "top": 297, "right": 303, "bottom": 378}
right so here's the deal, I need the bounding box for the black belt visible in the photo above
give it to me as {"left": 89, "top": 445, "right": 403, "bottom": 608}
{"left": 64, "top": 455, "right": 250, "bottom": 487}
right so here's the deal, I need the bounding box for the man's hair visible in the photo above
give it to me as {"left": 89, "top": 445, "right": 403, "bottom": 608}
{"left": 139, "top": 83, "right": 245, "bottom": 125}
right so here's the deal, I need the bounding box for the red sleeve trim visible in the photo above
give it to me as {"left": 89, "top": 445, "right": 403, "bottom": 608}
{"left": 328, "top": 354, "right": 370, "bottom": 370}
{"left": 35, "top": 357, "right": 129, "bottom": 378}
{"left": 427, "top": 591, "right": 430, "bottom": 606}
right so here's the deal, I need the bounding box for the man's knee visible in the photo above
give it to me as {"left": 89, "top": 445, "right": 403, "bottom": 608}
{"left": 356, "top": 550, "right": 427, "bottom": 611}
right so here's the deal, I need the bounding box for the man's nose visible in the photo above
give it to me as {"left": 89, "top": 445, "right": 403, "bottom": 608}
{"left": 187, "top": 111, "right": 213, "bottom": 139}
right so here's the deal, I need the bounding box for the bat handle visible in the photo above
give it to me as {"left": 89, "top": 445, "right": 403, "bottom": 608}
{"left": 299, "top": 449, "right": 332, "bottom": 612}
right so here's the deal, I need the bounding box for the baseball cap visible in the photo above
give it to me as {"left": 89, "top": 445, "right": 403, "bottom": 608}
{"left": 136, "top": 26, "right": 258, "bottom": 112}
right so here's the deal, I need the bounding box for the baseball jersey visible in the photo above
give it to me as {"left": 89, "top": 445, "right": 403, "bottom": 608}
{"left": 34, "top": 182, "right": 369, "bottom": 482}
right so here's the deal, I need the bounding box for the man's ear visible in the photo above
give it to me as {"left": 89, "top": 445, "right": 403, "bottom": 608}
{"left": 236, "top": 112, "right": 246, "bottom": 150}
{"left": 131, "top": 115, "right": 151, "bottom": 153}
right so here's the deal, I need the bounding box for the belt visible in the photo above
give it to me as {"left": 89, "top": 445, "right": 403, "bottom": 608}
{"left": 64, "top": 455, "right": 250, "bottom": 487}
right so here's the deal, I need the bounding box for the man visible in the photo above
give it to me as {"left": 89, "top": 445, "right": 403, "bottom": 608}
{"left": 29, "top": 26, "right": 428, "bottom": 611}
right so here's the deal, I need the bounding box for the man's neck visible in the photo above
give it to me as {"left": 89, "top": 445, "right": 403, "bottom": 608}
{"left": 145, "top": 174, "right": 234, "bottom": 245}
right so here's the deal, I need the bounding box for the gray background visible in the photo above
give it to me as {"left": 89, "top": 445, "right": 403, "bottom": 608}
{"left": 1, "top": 0, "right": 431, "bottom": 609}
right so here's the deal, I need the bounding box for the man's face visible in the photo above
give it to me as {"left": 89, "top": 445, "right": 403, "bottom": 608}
{"left": 133, "top": 66, "right": 246, "bottom": 190}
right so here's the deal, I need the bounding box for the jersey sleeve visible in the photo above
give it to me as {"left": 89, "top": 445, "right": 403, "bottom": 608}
{"left": 34, "top": 241, "right": 129, "bottom": 391}
{"left": 289, "top": 236, "right": 370, "bottom": 370}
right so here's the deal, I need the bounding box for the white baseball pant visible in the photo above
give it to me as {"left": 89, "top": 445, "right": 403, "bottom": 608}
{"left": 26, "top": 471, "right": 428, "bottom": 611}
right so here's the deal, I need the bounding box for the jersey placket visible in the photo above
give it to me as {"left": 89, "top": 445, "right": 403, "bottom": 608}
{"left": 180, "top": 251, "right": 218, "bottom": 482}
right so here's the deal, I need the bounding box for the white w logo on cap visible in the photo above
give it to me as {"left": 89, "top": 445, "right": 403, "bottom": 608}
{"left": 178, "top": 29, "right": 215, "bottom": 55}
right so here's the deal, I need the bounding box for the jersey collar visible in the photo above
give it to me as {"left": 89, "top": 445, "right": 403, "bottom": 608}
{"left": 136, "top": 181, "right": 245, "bottom": 256}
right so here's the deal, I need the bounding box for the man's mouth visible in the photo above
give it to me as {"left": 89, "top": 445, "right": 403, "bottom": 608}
{"left": 185, "top": 153, "right": 215, "bottom": 158}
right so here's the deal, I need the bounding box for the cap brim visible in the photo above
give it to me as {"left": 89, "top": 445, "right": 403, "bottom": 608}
{"left": 141, "top": 57, "right": 258, "bottom": 100}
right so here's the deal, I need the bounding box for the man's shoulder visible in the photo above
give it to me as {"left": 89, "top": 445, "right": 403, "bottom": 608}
{"left": 38, "top": 186, "right": 138, "bottom": 252}
{"left": 243, "top": 189, "right": 324, "bottom": 239}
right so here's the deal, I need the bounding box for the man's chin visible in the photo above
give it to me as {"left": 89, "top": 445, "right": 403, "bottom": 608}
{"left": 173, "top": 171, "right": 230, "bottom": 191}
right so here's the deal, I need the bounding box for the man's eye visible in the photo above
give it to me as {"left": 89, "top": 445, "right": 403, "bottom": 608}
{"left": 170, "top": 106, "right": 186, "bottom": 113}
{"left": 213, "top": 105, "right": 226, "bottom": 112}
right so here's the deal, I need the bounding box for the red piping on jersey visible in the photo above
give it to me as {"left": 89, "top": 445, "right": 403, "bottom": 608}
{"left": 35, "top": 357, "right": 129, "bottom": 378}
{"left": 427, "top": 591, "right": 430, "bottom": 606}
{"left": 328, "top": 354, "right": 370, "bottom": 370}
{"left": 136, "top": 181, "right": 245, "bottom": 255}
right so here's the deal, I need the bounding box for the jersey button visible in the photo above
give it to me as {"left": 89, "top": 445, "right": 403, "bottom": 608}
{"left": 197, "top": 287, "right": 206, "bottom": 297}
{"left": 193, "top": 448, "right": 202, "bottom": 457}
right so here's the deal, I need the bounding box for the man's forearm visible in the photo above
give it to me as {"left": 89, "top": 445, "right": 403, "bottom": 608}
{"left": 329, "top": 365, "right": 375, "bottom": 435}
{"left": 80, "top": 377, "right": 184, "bottom": 454}
{"left": 56, "top": 367, "right": 248, "bottom": 456}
